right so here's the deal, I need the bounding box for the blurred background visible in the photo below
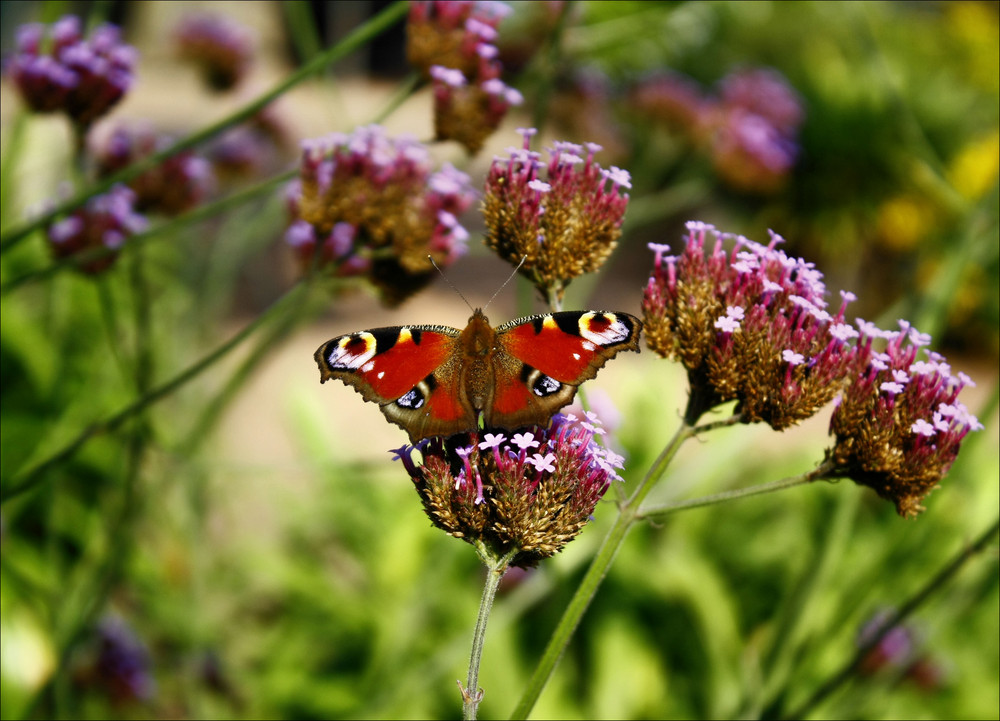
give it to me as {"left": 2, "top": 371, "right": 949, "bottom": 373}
{"left": 1, "top": 1, "right": 997, "bottom": 719}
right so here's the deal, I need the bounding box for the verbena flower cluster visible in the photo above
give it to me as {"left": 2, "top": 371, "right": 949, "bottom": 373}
{"left": 393, "top": 413, "right": 623, "bottom": 567}
{"left": 643, "top": 221, "right": 863, "bottom": 428}
{"left": 407, "top": 0, "right": 521, "bottom": 153}
{"left": 85, "top": 616, "right": 156, "bottom": 704}
{"left": 95, "top": 123, "right": 215, "bottom": 215}
{"left": 174, "top": 13, "right": 255, "bottom": 92}
{"left": 825, "top": 319, "right": 982, "bottom": 517}
{"left": 7, "top": 15, "right": 137, "bottom": 131}
{"left": 285, "top": 125, "right": 476, "bottom": 305}
{"left": 631, "top": 67, "right": 802, "bottom": 193}
{"left": 482, "top": 128, "right": 631, "bottom": 305}
{"left": 643, "top": 221, "right": 981, "bottom": 515}
{"left": 46, "top": 185, "right": 147, "bottom": 273}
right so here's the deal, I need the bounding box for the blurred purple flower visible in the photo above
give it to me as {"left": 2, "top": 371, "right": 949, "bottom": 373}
{"left": 95, "top": 122, "right": 215, "bottom": 215}
{"left": 287, "top": 125, "right": 475, "bottom": 305}
{"left": 46, "top": 185, "right": 147, "bottom": 273}
{"left": 175, "top": 13, "right": 254, "bottom": 91}
{"left": 7, "top": 15, "right": 137, "bottom": 129}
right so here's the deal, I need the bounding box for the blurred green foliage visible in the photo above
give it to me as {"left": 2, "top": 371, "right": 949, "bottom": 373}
{"left": 1, "top": 2, "right": 998, "bottom": 720}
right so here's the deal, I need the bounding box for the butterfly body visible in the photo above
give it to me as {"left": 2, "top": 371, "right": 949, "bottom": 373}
{"left": 315, "top": 309, "right": 642, "bottom": 442}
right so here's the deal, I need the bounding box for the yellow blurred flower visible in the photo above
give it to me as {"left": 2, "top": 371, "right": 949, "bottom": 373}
{"left": 948, "top": 130, "right": 1000, "bottom": 201}
{"left": 876, "top": 195, "right": 936, "bottom": 252}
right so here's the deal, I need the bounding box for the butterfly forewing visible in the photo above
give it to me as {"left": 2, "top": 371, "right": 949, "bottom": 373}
{"left": 497, "top": 311, "right": 641, "bottom": 382}
{"left": 315, "top": 324, "right": 459, "bottom": 403}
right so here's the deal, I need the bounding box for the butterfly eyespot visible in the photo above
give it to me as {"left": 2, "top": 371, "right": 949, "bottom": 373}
{"left": 328, "top": 332, "right": 378, "bottom": 370}
{"left": 396, "top": 388, "right": 425, "bottom": 409}
{"left": 579, "top": 312, "right": 632, "bottom": 346}
{"left": 531, "top": 372, "right": 562, "bottom": 397}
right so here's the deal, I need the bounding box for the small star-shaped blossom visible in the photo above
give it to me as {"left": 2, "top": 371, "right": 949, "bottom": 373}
{"left": 388, "top": 444, "right": 411, "bottom": 461}
{"left": 911, "top": 419, "right": 936, "bottom": 437}
{"left": 782, "top": 349, "right": 805, "bottom": 365}
{"left": 479, "top": 432, "right": 507, "bottom": 450}
{"left": 527, "top": 452, "right": 557, "bottom": 474}
{"left": 528, "top": 179, "right": 551, "bottom": 193}
{"left": 880, "top": 381, "right": 905, "bottom": 396}
{"left": 715, "top": 314, "right": 740, "bottom": 333}
{"left": 511, "top": 432, "right": 540, "bottom": 450}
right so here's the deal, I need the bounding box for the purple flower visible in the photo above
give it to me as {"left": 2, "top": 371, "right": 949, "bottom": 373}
{"left": 7, "top": 15, "right": 136, "bottom": 129}
{"left": 45, "top": 185, "right": 147, "bottom": 273}
{"left": 95, "top": 122, "right": 215, "bottom": 215}
{"left": 87, "top": 616, "right": 156, "bottom": 703}
{"left": 408, "top": 1, "right": 518, "bottom": 153}
{"left": 825, "top": 319, "right": 981, "bottom": 517}
{"left": 400, "top": 413, "right": 620, "bottom": 567}
{"left": 482, "top": 128, "right": 631, "bottom": 304}
{"left": 643, "top": 221, "right": 866, "bottom": 428}
{"left": 286, "top": 125, "right": 476, "bottom": 306}
{"left": 175, "top": 13, "right": 254, "bottom": 91}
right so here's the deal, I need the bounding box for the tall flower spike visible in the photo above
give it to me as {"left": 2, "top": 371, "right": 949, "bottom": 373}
{"left": 7, "top": 16, "right": 137, "bottom": 132}
{"left": 824, "top": 320, "right": 982, "bottom": 517}
{"left": 482, "top": 129, "right": 631, "bottom": 306}
{"left": 642, "top": 222, "right": 866, "bottom": 427}
{"left": 286, "top": 125, "right": 476, "bottom": 306}
{"left": 395, "top": 414, "right": 623, "bottom": 568}
{"left": 46, "top": 185, "right": 148, "bottom": 273}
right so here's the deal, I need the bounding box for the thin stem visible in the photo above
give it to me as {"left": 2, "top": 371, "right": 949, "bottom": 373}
{"left": 0, "top": 0, "right": 409, "bottom": 252}
{"left": 0, "top": 280, "right": 310, "bottom": 503}
{"left": 693, "top": 412, "right": 743, "bottom": 435}
{"left": 783, "top": 516, "right": 1000, "bottom": 720}
{"left": 509, "top": 417, "right": 697, "bottom": 719}
{"left": 637, "top": 465, "right": 830, "bottom": 521}
{"left": 463, "top": 546, "right": 518, "bottom": 720}
{"left": 2, "top": 170, "right": 295, "bottom": 295}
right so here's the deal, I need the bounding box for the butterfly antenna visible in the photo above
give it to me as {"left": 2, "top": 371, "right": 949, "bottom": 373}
{"left": 428, "top": 255, "right": 475, "bottom": 313}
{"left": 483, "top": 256, "right": 526, "bottom": 312}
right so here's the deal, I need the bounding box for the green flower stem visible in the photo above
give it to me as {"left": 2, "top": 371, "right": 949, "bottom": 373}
{"left": 178, "top": 278, "right": 327, "bottom": 455}
{"left": 464, "top": 545, "right": 519, "bottom": 721}
{"left": 1, "top": 169, "right": 295, "bottom": 295}
{"left": 784, "top": 516, "right": 1000, "bottom": 720}
{"left": 0, "top": 279, "right": 310, "bottom": 504}
{"left": 0, "top": 0, "right": 409, "bottom": 253}
{"left": 636, "top": 465, "right": 830, "bottom": 521}
{"left": 509, "top": 418, "right": 697, "bottom": 720}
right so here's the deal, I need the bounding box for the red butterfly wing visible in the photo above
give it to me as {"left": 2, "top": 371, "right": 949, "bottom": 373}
{"left": 489, "top": 311, "right": 642, "bottom": 428}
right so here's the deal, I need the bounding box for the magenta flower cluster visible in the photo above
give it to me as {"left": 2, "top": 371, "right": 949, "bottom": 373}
{"left": 174, "top": 12, "right": 255, "bottom": 92}
{"left": 482, "top": 128, "right": 631, "bottom": 303}
{"left": 46, "top": 185, "right": 147, "bottom": 273}
{"left": 285, "top": 125, "right": 475, "bottom": 303}
{"left": 408, "top": 0, "right": 521, "bottom": 153}
{"left": 828, "top": 317, "right": 982, "bottom": 516}
{"left": 394, "top": 413, "right": 623, "bottom": 567}
{"left": 96, "top": 123, "right": 215, "bottom": 216}
{"left": 8, "top": 15, "right": 137, "bottom": 129}
{"left": 643, "top": 221, "right": 863, "bottom": 428}
{"left": 632, "top": 67, "right": 803, "bottom": 193}
{"left": 643, "top": 220, "right": 981, "bottom": 515}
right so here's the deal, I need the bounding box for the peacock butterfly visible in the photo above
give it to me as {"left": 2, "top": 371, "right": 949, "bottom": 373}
{"left": 315, "top": 309, "right": 642, "bottom": 442}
